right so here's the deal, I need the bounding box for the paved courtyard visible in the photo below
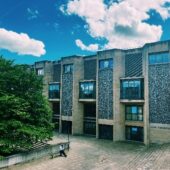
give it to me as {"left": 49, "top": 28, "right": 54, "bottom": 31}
{"left": 3, "top": 134, "right": 170, "bottom": 170}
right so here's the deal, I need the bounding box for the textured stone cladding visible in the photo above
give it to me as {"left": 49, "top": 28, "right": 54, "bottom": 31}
{"left": 98, "top": 69, "right": 113, "bottom": 119}
{"left": 149, "top": 63, "right": 170, "bottom": 124}
{"left": 61, "top": 73, "right": 73, "bottom": 116}
{"left": 53, "top": 64, "right": 61, "bottom": 82}
{"left": 84, "top": 59, "right": 97, "bottom": 80}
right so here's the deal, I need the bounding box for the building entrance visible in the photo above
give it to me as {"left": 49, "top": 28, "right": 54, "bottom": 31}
{"left": 83, "top": 103, "right": 96, "bottom": 136}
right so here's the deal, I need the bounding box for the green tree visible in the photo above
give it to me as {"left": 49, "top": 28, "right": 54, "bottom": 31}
{"left": 0, "top": 56, "right": 53, "bottom": 155}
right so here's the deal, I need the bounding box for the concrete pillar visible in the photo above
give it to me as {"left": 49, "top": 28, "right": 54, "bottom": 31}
{"left": 143, "top": 48, "right": 150, "bottom": 145}
{"left": 59, "top": 63, "right": 63, "bottom": 133}
{"left": 43, "top": 62, "right": 53, "bottom": 97}
{"left": 96, "top": 55, "right": 99, "bottom": 139}
{"left": 113, "top": 50, "right": 125, "bottom": 141}
{"left": 72, "top": 58, "right": 84, "bottom": 135}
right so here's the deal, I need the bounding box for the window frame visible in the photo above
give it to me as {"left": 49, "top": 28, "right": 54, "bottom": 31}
{"left": 120, "top": 79, "right": 144, "bottom": 100}
{"left": 79, "top": 81, "right": 96, "bottom": 99}
{"left": 125, "top": 105, "right": 143, "bottom": 121}
{"left": 63, "top": 64, "right": 73, "bottom": 74}
{"left": 48, "top": 83, "right": 60, "bottom": 99}
{"left": 149, "top": 52, "right": 170, "bottom": 65}
{"left": 36, "top": 68, "right": 44, "bottom": 76}
{"left": 99, "top": 59, "right": 113, "bottom": 69}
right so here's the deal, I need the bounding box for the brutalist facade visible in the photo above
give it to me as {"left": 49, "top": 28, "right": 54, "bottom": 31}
{"left": 33, "top": 40, "right": 170, "bottom": 145}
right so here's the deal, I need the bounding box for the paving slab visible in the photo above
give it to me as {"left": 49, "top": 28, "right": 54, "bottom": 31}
{"left": 3, "top": 134, "right": 170, "bottom": 170}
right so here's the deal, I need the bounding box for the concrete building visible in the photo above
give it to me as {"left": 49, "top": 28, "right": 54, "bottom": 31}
{"left": 33, "top": 40, "right": 170, "bottom": 145}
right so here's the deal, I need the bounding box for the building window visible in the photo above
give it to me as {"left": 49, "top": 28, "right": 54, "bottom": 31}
{"left": 62, "top": 121, "right": 72, "bottom": 134}
{"left": 84, "top": 103, "right": 96, "bottom": 117}
{"left": 84, "top": 121, "right": 96, "bottom": 136}
{"left": 99, "top": 125, "right": 113, "bottom": 140}
{"left": 63, "top": 64, "right": 73, "bottom": 74}
{"left": 79, "top": 81, "right": 96, "bottom": 99}
{"left": 52, "top": 103, "right": 60, "bottom": 131}
{"left": 49, "top": 83, "right": 60, "bottom": 99}
{"left": 120, "top": 79, "right": 144, "bottom": 99}
{"left": 99, "top": 59, "right": 113, "bottom": 69}
{"left": 126, "top": 126, "right": 143, "bottom": 142}
{"left": 36, "top": 68, "right": 44, "bottom": 75}
{"left": 52, "top": 103, "right": 60, "bottom": 115}
{"left": 125, "top": 105, "right": 143, "bottom": 121}
{"left": 149, "top": 52, "right": 170, "bottom": 64}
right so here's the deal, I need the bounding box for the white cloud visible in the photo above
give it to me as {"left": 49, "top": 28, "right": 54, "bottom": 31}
{"left": 127, "top": 0, "right": 170, "bottom": 20}
{"left": 27, "top": 8, "right": 39, "bottom": 20}
{"left": 59, "top": 5, "right": 66, "bottom": 14}
{"left": 75, "top": 39, "right": 99, "bottom": 51}
{"left": 0, "top": 28, "right": 46, "bottom": 57}
{"left": 66, "top": 0, "right": 106, "bottom": 20}
{"left": 61, "top": 0, "right": 170, "bottom": 50}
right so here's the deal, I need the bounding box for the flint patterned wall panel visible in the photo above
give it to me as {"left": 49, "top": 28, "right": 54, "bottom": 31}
{"left": 84, "top": 59, "right": 97, "bottom": 80}
{"left": 98, "top": 69, "right": 113, "bottom": 119}
{"left": 53, "top": 64, "right": 61, "bottom": 82}
{"left": 149, "top": 64, "right": 170, "bottom": 124}
{"left": 61, "top": 73, "right": 73, "bottom": 116}
{"left": 125, "top": 53, "right": 142, "bottom": 77}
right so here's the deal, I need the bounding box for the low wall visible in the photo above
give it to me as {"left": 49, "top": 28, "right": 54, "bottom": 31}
{"left": 150, "top": 123, "right": 170, "bottom": 144}
{"left": 0, "top": 142, "right": 69, "bottom": 169}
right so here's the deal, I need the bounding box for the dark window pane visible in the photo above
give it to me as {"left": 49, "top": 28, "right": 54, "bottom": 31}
{"left": 126, "top": 106, "right": 131, "bottom": 114}
{"left": 99, "top": 125, "right": 113, "bottom": 140}
{"left": 49, "top": 83, "right": 60, "bottom": 99}
{"left": 126, "top": 114, "right": 131, "bottom": 120}
{"left": 36, "top": 68, "right": 44, "bottom": 75}
{"left": 84, "top": 121, "right": 96, "bottom": 135}
{"left": 62, "top": 121, "right": 72, "bottom": 134}
{"left": 120, "top": 79, "right": 144, "bottom": 99}
{"left": 126, "top": 126, "right": 143, "bottom": 142}
{"left": 84, "top": 103, "right": 96, "bottom": 117}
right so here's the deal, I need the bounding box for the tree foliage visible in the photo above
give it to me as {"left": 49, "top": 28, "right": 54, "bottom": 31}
{"left": 0, "top": 56, "right": 53, "bottom": 155}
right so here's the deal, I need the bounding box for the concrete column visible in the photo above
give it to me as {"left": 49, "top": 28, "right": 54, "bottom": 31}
{"left": 43, "top": 62, "right": 53, "bottom": 97}
{"left": 59, "top": 63, "right": 63, "bottom": 133}
{"left": 96, "top": 55, "right": 99, "bottom": 138}
{"left": 72, "top": 58, "right": 84, "bottom": 135}
{"left": 113, "top": 50, "right": 125, "bottom": 141}
{"left": 143, "top": 48, "right": 150, "bottom": 145}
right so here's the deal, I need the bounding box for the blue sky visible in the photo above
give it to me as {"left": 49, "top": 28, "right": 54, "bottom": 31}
{"left": 0, "top": 0, "right": 170, "bottom": 64}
